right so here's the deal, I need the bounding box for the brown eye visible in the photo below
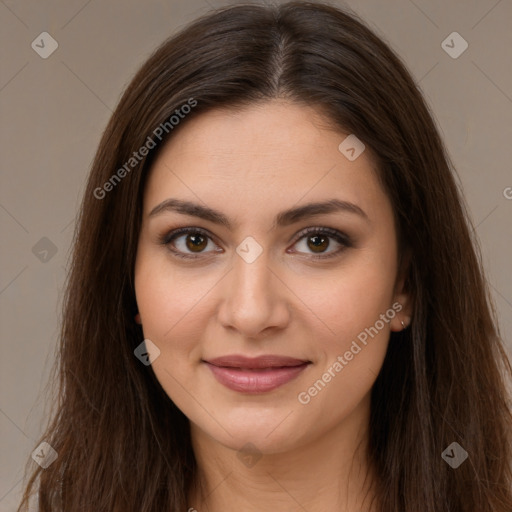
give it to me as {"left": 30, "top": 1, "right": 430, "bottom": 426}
{"left": 185, "top": 233, "right": 208, "bottom": 252}
{"left": 306, "top": 234, "right": 330, "bottom": 253}
{"left": 291, "top": 227, "right": 352, "bottom": 259}
{"left": 161, "top": 226, "right": 351, "bottom": 261}
{"left": 161, "top": 227, "right": 219, "bottom": 259}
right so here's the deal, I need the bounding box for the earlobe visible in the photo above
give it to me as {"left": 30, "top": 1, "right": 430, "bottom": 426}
{"left": 390, "top": 282, "right": 413, "bottom": 331}
{"left": 391, "top": 251, "right": 414, "bottom": 332}
{"left": 134, "top": 313, "right": 142, "bottom": 325}
{"left": 390, "top": 297, "right": 412, "bottom": 332}
{"left": 390, "top": 304, "right": 412, "bottom": 332}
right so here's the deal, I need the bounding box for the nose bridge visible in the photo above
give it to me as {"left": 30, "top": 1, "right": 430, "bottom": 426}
{"left": 218, "top": 243, "right": 287, "bottom": 335}
{"left": 230, "top": 246, "right": 273, "bottom": 305}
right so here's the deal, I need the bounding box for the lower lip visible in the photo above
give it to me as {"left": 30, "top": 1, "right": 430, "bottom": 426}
{"left": 205, "top": 362, "right": 310, "bottom": 393}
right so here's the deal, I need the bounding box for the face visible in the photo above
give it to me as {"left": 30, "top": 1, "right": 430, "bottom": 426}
{"left": 134, "top": 100, "right": 411, "bottom": 455}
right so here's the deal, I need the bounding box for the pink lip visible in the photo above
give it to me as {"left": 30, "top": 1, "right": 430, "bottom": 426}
{"left": 204, "top": 355, "right": 311, "bottom": 393}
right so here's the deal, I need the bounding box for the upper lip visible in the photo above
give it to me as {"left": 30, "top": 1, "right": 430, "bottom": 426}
{"left": 204, "top": 355, "right": 310, "bottom": 369}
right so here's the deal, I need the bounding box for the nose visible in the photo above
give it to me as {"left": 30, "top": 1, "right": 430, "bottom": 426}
{"left": 216, "top": 248, "right": 290, "bottom": 339}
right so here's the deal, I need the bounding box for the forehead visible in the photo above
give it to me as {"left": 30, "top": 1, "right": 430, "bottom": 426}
{"left": 143, "top": 100, "right": 390, "bottom": 226}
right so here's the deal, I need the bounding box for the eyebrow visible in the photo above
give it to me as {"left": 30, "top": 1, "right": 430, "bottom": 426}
{"left": 148, "top": 198, "right": 369, "bottom": 229}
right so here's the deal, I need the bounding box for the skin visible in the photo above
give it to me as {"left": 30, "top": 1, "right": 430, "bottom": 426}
{"left": 134, "top": 100, "right": 413, "bottom": 512}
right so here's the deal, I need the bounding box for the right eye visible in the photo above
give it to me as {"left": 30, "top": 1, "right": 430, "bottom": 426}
{"left": 160, "top": 227, "right": 222, "bottom": 259}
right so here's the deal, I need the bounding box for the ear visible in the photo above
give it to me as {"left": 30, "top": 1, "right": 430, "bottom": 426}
{"left": 134, "top": 313, "right": 142, "bottom": 325}
{"left": 390, "top": 249, "right": 414, "bottom": 332}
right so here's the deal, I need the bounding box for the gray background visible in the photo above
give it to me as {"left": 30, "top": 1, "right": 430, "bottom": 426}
{"left": 1, "top": 0, "right": 511, "bottom": 508}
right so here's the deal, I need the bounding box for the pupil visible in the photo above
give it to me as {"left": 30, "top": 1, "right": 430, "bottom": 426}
{"left": 187, "top": 234, "right": 207, "bottom": 251}
{"left": 309, "top": 235, "right": 328, "bottom": 252}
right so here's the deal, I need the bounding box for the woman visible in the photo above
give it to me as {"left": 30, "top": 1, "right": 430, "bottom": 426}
{"left": 18, "top": 2, "right": 512, "bottom": 511}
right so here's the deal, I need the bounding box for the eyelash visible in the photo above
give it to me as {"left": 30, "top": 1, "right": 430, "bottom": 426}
{"left": 159, "top": 226, "right": 352, "bottom": 261}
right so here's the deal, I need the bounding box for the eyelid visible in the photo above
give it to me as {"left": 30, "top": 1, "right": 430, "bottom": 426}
{"left": 159, "top": 226, "right": 220, "bottom": 260}
{"left": 159, "top": 225, "right": 352, "bottom": 260}
{"left": 160, "top": 226, "right": 214, "bottom": 245}
{"left": 287, "top": 226, "right": 352, "bottom": 259}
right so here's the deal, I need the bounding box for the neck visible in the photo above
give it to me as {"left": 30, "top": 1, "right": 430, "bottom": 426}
{"left": 187, "top": 395, "right": 379, "bottom": 512}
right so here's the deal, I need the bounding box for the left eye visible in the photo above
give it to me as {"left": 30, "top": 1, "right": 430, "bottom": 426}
{"left": 161, "top": 227, "right": 351, "bottom": 260}
{"left": 290, "top": 227, "right": 350, "bottom": 258}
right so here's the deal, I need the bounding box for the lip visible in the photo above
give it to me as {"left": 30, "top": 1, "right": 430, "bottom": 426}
{"left": 203, "top": 355, "right": 311, "bottom": 393}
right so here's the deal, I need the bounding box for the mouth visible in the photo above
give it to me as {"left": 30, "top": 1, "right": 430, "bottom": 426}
{"left": 203, "top": 355, "right": 312, "bottom": 393}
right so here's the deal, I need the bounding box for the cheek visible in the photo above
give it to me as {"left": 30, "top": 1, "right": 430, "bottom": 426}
{"left": 134, "top": 256, "right": 211, "bottom": 406}
{"left": 302, "top": 249, "right": 397, "bottom": 346}
{"left": 296, "top": 250, "right": 397, "bottom": 410}
{"left": 297, "top": 279, "right": 394, "bottom": 422}
{"left": 135, "top": 251, "right": 218, "bottom": 348}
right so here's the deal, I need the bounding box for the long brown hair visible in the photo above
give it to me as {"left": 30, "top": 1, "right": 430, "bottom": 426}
{"left": 18, "top": 2, "right": 512, "bottom": 510}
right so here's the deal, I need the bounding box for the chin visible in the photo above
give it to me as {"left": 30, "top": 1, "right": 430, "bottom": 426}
{"left": 194, "top": 408, "right": 310, "bottom": 454}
